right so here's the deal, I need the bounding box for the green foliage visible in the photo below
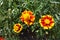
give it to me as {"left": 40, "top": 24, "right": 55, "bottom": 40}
{"left": 0, "top": 0, "right": 60, "bottom": 40}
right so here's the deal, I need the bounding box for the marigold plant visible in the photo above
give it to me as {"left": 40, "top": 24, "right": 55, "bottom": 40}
{"left": 13, "top": 23, "right": 23, "bottom": 33}
{"left": 20, "top": 10, "right": 35, "bottom": 26}
{"left": 39, "top": 15, "right": 55, "bottom": 29}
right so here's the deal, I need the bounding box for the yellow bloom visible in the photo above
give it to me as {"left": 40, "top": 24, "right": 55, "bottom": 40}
{"left": 13, "top": 23, "right": 23, "bottom": 33}
{"left": 39, "top": 15, "right": 55, "bottom": 29}
{"left": 20, "top": 10, "right": 35, "bottom": 26}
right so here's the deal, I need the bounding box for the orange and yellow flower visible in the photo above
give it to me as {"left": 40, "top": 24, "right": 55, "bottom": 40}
{"left": 39, "top": 15, "right": 55, "bottom": 29}
{"left": 13, "top": 23, "right": 23, "bottom": 33}
{"left": 20, "top": 10, "right": 35, "bottom": 26}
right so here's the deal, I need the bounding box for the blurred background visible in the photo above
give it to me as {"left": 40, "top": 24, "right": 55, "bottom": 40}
{"left": 0, "top": 0, "right": 60, "bottom": 40}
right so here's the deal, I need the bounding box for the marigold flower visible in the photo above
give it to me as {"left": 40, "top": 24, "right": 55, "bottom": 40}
{"left": 13, "top": 23, "right": 23, "bottom": 33}
{"left": 20, "top": 10, "right": 35, "bottom": 26}
{"left": 39, "top": 15, "right": 55, "bottom": 29}
{"left": 0, "top": 37, "right": 4, "bottom": 40}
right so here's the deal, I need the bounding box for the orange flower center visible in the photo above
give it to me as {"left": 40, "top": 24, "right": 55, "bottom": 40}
{"left": 15, "top": 25, "right": 21, "bottom": 31}
{"left": 23, "top": 13, "right": 30, "bottom": 20}
{"left": 44, "top": 19, "right": 50, "bottom": 24}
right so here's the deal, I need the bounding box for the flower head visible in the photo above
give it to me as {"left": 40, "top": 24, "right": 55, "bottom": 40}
{"left": 0, "top": 37, "right": 4, "bottom": 40}
{"left": 20, "top": 10, "right": 35, "bottom": 26}
{"left": 39, "top": 15, "right": 55, "bottom": 29}
{"left": 13, "top": 23, "right": 23, "bottom": 33}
